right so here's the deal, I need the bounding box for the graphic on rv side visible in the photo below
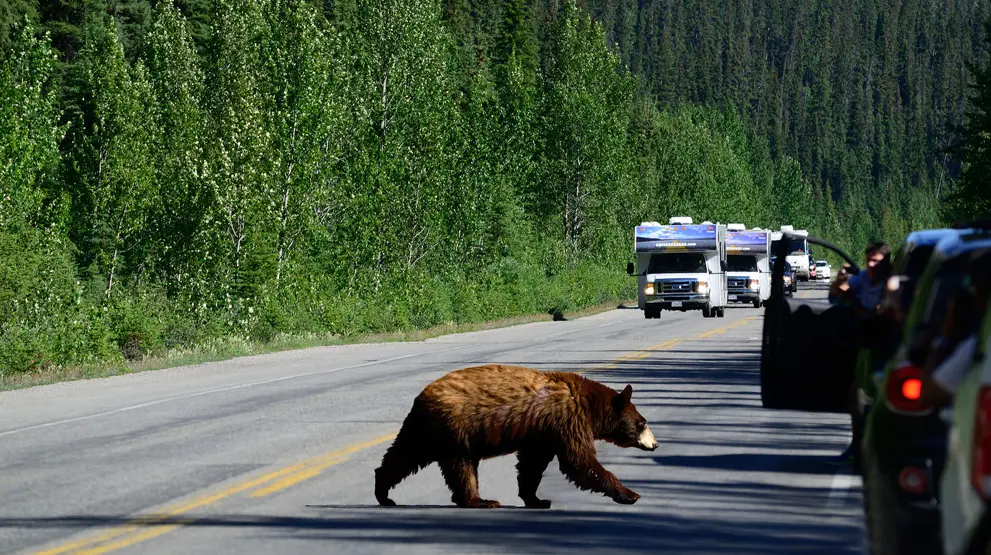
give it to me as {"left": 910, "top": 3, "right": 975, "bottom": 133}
{"left": 635, "top": 225, "right": 717, "bottom": 252}
{"left": 726, "top": 231, "right": 769, "bottom": 254}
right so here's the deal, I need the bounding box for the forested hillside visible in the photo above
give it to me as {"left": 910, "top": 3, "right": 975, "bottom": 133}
{"left": 578, "top": 0, "right": 988, "bottom": 233}
{"left": 0, "top": 0, "right": 984, "bottom": 373}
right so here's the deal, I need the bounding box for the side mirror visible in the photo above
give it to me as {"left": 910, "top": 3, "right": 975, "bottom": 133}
{"left": 626, "top": 262, "right": 635, "bottom": 275}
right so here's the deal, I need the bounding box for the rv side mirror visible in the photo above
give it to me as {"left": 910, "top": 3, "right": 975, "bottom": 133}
{"left": 626, "top": 262, "right": 635, "bottom": 275}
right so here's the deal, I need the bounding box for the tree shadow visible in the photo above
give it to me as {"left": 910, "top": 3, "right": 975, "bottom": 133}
{"left": 0, "top": 504, "right": 864, "bottom": 554}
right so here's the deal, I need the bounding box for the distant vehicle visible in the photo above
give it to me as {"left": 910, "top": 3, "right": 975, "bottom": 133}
{"left": 628, "top": 217, "right": 728, "bottom": 319}
{"left": 771, "top": 226, "right": 812, "bottom": 281}
{"left": 783, "top": 262, "right": 795, "bottom": 296}
{"left": 771, "top": 256, "right": 796, "bottom": 296}
{"left": 816, "top": 260, "right": 831, "bottom": 280}
{"left": 726, "top": 224, "right": 771, "bottom": 308}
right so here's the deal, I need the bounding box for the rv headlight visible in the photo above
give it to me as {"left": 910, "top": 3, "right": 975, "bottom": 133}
{"left": 749, "top": 280, "right": 760, "bottom": 291}
{"left": 697, "top": 281, "right": 709, "bottom": 295}
{"left": 645, "top": 284, "right": 655, "bottom": 296}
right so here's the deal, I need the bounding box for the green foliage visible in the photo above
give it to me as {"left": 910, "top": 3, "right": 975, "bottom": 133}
{"left": 0, "top": 21, "right": 66, "bottom": 229}
{"left": 64, "top": 14, "right": 158, "bottom": 297}
{"left": 1, "top": 0, "right": 967, "bottom": 373}
{"left": 945, "top": 19, "right": 991, "bottom": 221}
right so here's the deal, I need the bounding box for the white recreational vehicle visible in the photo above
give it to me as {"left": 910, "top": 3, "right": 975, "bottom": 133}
{"left": 627, "top": 216, "right": 728, "bottom": 319}
{"left": 770, "top": 225, "right": 812, "bottom": 281}
{"left": 725, "top": 225, "right": 771, "bottom": 308}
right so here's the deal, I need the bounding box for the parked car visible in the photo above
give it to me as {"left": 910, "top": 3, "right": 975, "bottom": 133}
{"left": 861, "top": 230, "right": 991, "bottom": 555}
{"left": 850, "top": 229, "right": 958, "bottom": 472}
{"left": 940, "top": 303, "right": 991, "bottom": 555}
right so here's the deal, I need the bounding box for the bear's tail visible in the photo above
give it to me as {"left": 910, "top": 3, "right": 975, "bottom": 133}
{"left": 375, "top": 396, "right": 435, "bottom": 506}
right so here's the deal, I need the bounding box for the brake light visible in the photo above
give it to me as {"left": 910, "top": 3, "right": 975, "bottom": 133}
{"left": 971, "top": 387, "right": 991, "bottom": 501}
{"left": 886, "top": 362, "right": 932, "bottom": 414}
{"left": 898, "top": 467, "right": 928, "bottom": 494}
{"left": 902, "top": 379, "right": 922, "bottom": 401}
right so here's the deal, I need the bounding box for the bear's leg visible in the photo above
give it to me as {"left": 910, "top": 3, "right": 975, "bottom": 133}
{"left": 375, "top": 441, "right": 433, "bottom": 507}
{"left": 557, "top": 445, "right": 640, "bottom": 505}
{"left": 517, "top": 448, "right": 554, "bottom": 509}
{"left": 374, "top": 417, "right": 435, "bottom": 507}
{"left": 439, "top": 457, "right": 501, "bottom": 508}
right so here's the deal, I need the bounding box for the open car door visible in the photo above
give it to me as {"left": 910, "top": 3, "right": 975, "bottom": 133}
{"left": 760, "top": 233, "right": 861, "bottom": 413}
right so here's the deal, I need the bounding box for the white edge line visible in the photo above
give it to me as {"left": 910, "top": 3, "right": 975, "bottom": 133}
{"left": 0, "top": 319, "right": 622, "bottom": 438}
{"left": 0, "top": 345, "right": 472, "bottom": 438}
{"left": 825, "top": 469, "right": 856, "bottom": 510}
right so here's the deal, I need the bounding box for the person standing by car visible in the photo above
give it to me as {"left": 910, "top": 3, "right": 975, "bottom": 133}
{"left": 829, "top": 241, "right": 892, "bottom": 315}
{"left": 828, "top": 241, "right": 893, "bottom": 463}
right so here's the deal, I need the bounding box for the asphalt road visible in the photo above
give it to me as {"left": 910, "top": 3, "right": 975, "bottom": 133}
{"left": 1, "top": 285, "right": 864, "bottom": 555}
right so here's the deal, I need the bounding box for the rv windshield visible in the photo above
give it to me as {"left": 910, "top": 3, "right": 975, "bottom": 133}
{"left": 648, "top": 253, "right": 707, "bottom": 274}
{"left": 770, "top": 239, "right": 808, "bottom": 256}
{"left": 727, "top": 255, "right": 758, "bottom": 272}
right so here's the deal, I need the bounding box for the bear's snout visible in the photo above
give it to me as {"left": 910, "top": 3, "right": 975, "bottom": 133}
{"left": 636, "top": 426, "right": 659, "bottom": 451}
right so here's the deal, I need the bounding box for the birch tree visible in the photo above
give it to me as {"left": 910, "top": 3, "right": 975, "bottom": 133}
{"left": 67, "top": 15, "right": 158, "bottom": 296}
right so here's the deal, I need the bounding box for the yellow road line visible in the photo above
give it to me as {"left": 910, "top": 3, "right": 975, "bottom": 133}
{"left": 72, "top": 525, "right": 182, "bottom": 555}
{"left": 587, "top": 313, "right": 759, "bottom": 373}
{"left": 32, "top": 433, "right": 396, "bottom": 555}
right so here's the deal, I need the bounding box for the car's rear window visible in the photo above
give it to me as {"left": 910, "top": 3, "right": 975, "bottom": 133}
{"left": 903, "top": 245, "right": 936, "bottom": 278}
{"left": 920, "top": 259, "right": 966, "bottom": 327}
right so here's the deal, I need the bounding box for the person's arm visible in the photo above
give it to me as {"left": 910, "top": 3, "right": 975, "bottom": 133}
{"left": 920, "top": 335, "right": 979, "bottom": 405}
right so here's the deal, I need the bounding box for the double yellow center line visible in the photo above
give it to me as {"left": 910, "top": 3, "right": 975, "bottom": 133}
{"left": 583, "top": 314, "right": 758, "bottom": 373}
{"left": 34, "top": 434, "right": 396, "bottom": 555}
{"left": 34, "top": 313, "right": 760, "bottom": 555}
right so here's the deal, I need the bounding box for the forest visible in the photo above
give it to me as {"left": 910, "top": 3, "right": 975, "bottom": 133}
{"left": 0, "top": 0, "right": 987, "bottom": 373}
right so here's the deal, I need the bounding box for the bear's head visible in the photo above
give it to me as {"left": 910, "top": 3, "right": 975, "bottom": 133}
{"left": 603, "top": 384, "right": 658, "bottom": 451}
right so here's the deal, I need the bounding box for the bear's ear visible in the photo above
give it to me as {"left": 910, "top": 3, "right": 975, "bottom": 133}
{"left": 612, "top": 384, "right": 633, "bottom": 411}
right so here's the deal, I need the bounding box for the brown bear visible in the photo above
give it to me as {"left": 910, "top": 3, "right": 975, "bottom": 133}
{"left": 374, "top": 364, "right": 659, "bottom": 509}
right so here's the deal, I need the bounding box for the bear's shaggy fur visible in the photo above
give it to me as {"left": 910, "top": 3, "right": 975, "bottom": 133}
{"left": 374, "top": 364, "right": 659, "bottom": 508}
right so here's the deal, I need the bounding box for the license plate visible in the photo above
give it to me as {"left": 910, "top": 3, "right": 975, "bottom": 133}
{"left": 729, "top": 295, "right": 737, "bottom": 300}
{"left": 671, "top": 301, "right": 682, "bottom": 307}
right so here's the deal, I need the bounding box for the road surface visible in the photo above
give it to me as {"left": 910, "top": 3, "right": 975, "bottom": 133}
{"left": 1, "top": 287, "right": 864, "bottom": 554}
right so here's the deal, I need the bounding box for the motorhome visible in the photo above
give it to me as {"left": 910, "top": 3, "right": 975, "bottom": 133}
{"left": 627, "top": 216, "right": 728, "bottom": 319}
{"left": 770, "top": 225, "right": 812, "bottom": 281}
{"left": 726, "top": 224, "right": 771, "bottom": 308}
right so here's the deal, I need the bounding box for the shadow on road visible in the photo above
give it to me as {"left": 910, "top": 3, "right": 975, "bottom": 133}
{"left": 0, "top": 504, "right": 862, "bottom": 554}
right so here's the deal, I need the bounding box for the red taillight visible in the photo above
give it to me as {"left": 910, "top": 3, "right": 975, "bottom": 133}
{"left": 971, "top": 387, "right": 991, "bottom": 501}
{"left": 886, "top": 362, "right": 932, "bottom": 414}
{"left": 902, "top": 378, "right": 922, "bottom": 400}
{"left": 898, "top": 467, "right": 928, "bottom": 494}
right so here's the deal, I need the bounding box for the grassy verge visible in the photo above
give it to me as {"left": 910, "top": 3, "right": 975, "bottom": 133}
{"left": 0, "top": 298, "right": 635, "bottom": 392}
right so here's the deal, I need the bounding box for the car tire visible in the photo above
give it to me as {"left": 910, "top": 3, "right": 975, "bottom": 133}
{"left": 753, "top": 299, "right": 761, "bottom": 309}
